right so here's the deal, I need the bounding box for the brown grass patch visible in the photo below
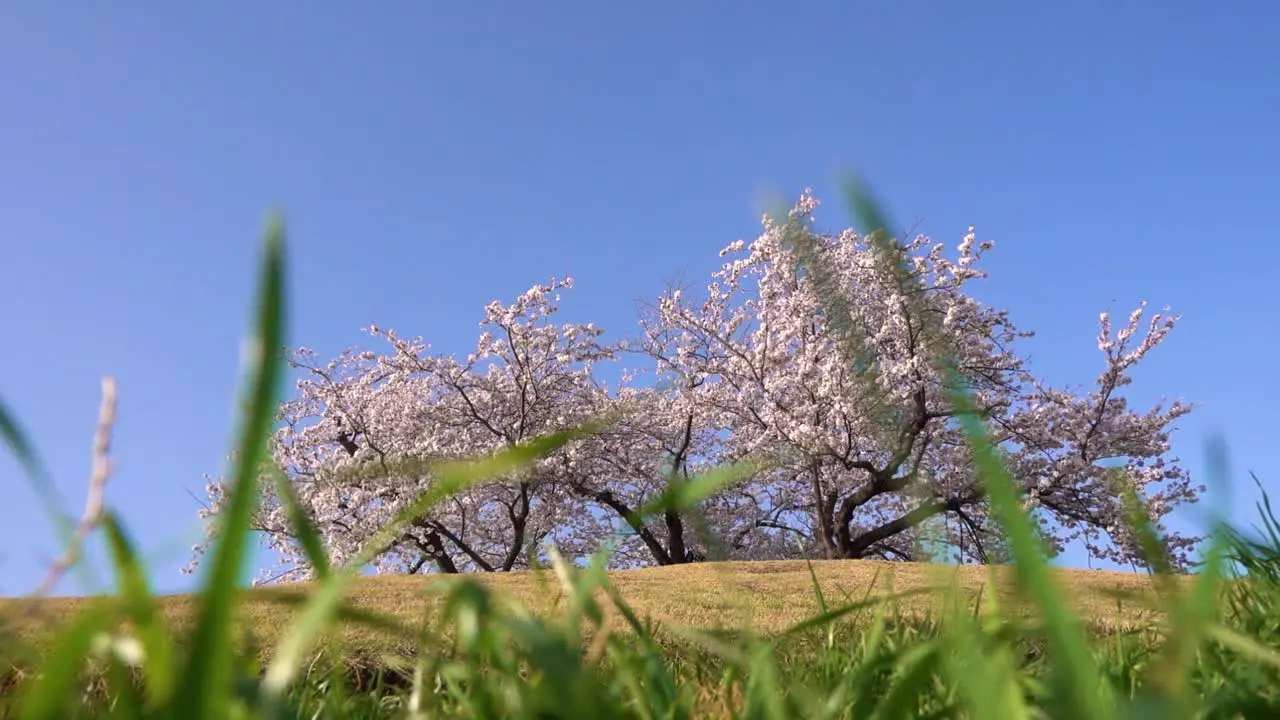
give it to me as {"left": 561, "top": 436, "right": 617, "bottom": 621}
{"left": 0, "top": 558, "right": 1181, "bottom": 668}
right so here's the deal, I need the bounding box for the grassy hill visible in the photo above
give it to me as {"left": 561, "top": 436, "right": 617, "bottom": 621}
{"left": 1, "top": 558, "right": 1175, "bottom": 666}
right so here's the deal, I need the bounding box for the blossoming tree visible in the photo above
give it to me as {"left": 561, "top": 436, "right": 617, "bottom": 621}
{"left": 190, "top": 191, "right": 1200, "bottom": 580}
{"left": 637, "top": 192, "right": 1198, "bottom": 567}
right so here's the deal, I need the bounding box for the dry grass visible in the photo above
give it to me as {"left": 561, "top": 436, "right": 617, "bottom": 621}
{"left": 0, "top": 558, "right": 1179, "bottom": 667}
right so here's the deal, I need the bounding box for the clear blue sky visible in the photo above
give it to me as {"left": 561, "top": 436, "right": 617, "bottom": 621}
{"left": 2, "top": 3, "right": 1277, "bottom": 596}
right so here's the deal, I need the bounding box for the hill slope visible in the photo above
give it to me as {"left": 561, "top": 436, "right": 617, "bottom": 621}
{"left": 2, "top": 559, "right": 1175, "bottom": 663}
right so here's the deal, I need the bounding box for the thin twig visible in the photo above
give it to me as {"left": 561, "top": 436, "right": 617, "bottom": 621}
{"left": 33, "top": 375, "right": 117, "bottom": 597}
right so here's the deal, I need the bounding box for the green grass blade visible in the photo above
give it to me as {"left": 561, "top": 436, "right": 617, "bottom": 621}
{"left": 842, "top": 177, "right": 896, "bottom": 250}
{"left": 802, "top": 556, "right": 838, "bottom": 651}
{"left": 743, "top": 643, "right": 788, "bottom": 720}
{"left": 943, "top": 572, "right": 1031, "bottom": 720}
{"left": 106, "top": 654, "right": 146, "bottom": 719}
{"left": 1118, "top": 435, "right": 1230, "bottom": 709}
{"left": 870, "top": 641, "right": 943, "bottom": 720}
{"left": 0, "top": 396, "right": 54, "bottom": 503}
{"left": 264, "top": 461, "right": 331, "bottom": 580}
{"left": 946, "top": 368, "right": 1112, "bottom": 719}
{"left": 101, "top": 511, "right": 176, "bottom": 707}
{"left": 664, "top": 626, "right": 751, "bottom": 667}
{"left": 1204, "top": 624, "right": 1280, "bottom": 670}
{"left": 1113, "top": 468, "right": 1178, "bottom": 585}
{"left": 0, "top": 396, "right": 99, "bottom": 594}
{"left": 357, "top": 427, "right": 588, "bottom": 569}
{"left": 258, "top": 429, "right": 582, "bottom": 715}
{"left": 803, "top": 556, "right": 828, "bottom": 616}
{"left": 779, "top": 586, "right": 937, "bottom": 638}
{"left": 174, "top": 213, "right": 287, "bottom": 719}
{"left": 252, "top": 589, "right": 417, "bottom": 638}
{"left": 632, "top": 460, "right": 760, "bottom": 519}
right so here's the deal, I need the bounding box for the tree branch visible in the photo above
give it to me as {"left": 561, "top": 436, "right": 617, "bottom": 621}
{"left": 34, "top": 376, "right": 117, "bottom": 597}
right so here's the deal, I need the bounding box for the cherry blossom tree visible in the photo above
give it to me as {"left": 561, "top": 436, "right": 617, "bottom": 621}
{"left": 637, "top": 191, "right": 1199, "bottom": 568}
{"left": 191, "top": 278, "right": 627, "bottom": 581}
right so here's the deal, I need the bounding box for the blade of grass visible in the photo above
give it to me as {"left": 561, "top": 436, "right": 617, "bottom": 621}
{"left": 547, "top": 542, "right": 608, "bottom": 637}
{"left": 174, "top": 213, "right": 287, "bottom": 719}
{"left": 0, "top": 397, "right": 60, "bottom": 517}
{"left": 943, "top": 567, "right": 1031, "bottom": 720}
{"left": 842, "top": 171, "right": 1110, "bottom": 720}
{"left": 1168, "top": 437, "right": 1232, "bottom": 687}
{"left": 779, "top": 586, "right": 938, "bottom": 638}
{"left": 101, "top": 512, "right": 176, "bottom": 707}
{"left": 263, "top": 461, "right": 331, "bottom": 580}
{"left": 802, "top": 556, "right": 835, "bottom": 651}
{"left": 1204, "top": 623, "right": 1280, "bottom": 670}
{"left": 743, "top": 642, "right": 788, "bottom": 720}
{"left": 106, "top": 653, "right": 146, "bottom": 718}
{"left": 2, "top": 396, "right": 102, "bottom": 597}
{"left": 0, "top": 394, "right": 76, "bottom": 551}
{"left": 258, "top": 428, "right": 584, "bottom": 715}
{"left": 251, "top": 589, "right": 417, "bottom": 638}
{"left": 1113, "top": 439, "right": 1229, "bottom": 710}
{"left": 633, "top": 460, "right": 760, "bottom": 519}
{"left": 870, "top": 641, "right": 943, "bottom": 720}
{"left": 947, "top": 372, "right": 1112, "bottom": 719}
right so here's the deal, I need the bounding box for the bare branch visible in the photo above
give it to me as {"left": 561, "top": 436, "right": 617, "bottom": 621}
{"left": 34, "top": 376, "right": 117, "bottom": 597}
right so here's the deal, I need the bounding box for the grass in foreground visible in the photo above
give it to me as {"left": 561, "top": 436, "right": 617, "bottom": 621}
{"left": 1, "top": 530, "right": 1278, "bottom": 719}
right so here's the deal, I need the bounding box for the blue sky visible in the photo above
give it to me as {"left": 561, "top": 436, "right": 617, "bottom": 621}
{"left": 2, "top": 2, "right": 1277, "bottom": 596}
